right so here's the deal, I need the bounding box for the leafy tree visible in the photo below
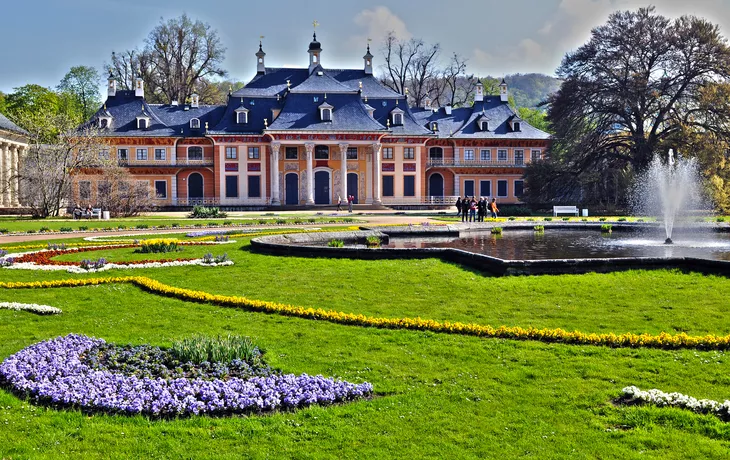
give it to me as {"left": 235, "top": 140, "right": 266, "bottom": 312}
{"left": 108, "top": 14, "right": 227, "bottom": 104}
{"left": 58, "top": 66, "right": 102, "bottom": 120}
{"left": 0, "top": 92, "right": 6, "bottom": 114}
{"left": 530, "top": 7, "right": 730, "bottom": 206}
{"left": 517, "top": 107, "right": 552, "bottom": 134}
{"left": 4, "top": 85, "right": 82, "bottom": 141}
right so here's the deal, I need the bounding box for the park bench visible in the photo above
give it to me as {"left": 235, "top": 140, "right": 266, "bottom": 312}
{"left": 553, "top": 205, "right": 579, "bottom": 217}
{"left": 90, "top": 208, "right": 102, "bottom": 219}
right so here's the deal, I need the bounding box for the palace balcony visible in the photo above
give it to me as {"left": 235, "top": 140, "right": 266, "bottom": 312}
{"left": 427, "top": 158, "right": 528, "bottom": 168}
{"left": 118, "top": 158, "right": 215, "bottom": 167}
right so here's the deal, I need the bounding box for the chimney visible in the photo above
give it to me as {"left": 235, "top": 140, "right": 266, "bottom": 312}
{"left": 308, "top": 32, "right": 322, "bottom": 73}
{"left": 499, "top": 78, "right": 508, "bottom": 103}
{"left": 107, "top": 72, "right": 117, "bottom": 97}
{"left": 256, "top": 41, "right": 266, "bottom": 75}
{"left": 474, "top": 79, "right": 484, "bottom": 102}
{"left": 191, "top": 94, "right": 200, "bottom": 108}
{"left": 135, "top": 77, "right": 144, "bottom": 98}
{"left": 363, "top": 43, "right": 373, "bottom": 75}
{"left": 444, "top": 105, "right": 452, "bottom": 116}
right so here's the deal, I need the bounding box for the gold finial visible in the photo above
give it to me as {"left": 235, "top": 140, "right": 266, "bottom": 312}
{"left": 405, "top": 88, "right": 409, "bottom": 95}
{"left": 387, "top": 119, "right": 391, "bottom": 128}
{"left": 324, "top": 93, "right": 327, "bottom": 100}
{"left": 228, "top": 85, "right": 232, "bottom": 94}
{"left": 364, "top": 95, "right": 368, "bottom": 103}
{"left": 103, "top": 103, "right": 107, "bottom": 110}
{"left": 277, "top": 93, "right": 280, "bottom": 101}
{"left": 313, "top": 20, "right": 319, "bottom": 29}
{"left": 264, "top": 118, "right": 268, "bottom": 128}
{"left": 205, "top": 121, "right": 209, "bottom": 130}
{"left": 286, "top": 80, "right": 291, "bottom": 89}
{"left": 260, "top": 35, "right": 265, "bottom": 41}
{"left": 359, "top": 81, "right": 363, "bottom": 90}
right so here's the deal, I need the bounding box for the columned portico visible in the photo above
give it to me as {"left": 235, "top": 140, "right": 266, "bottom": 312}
{"left": 11, "top": 145, "right": 20, "bottom": 206}
{"left": 0, "top": 140, "right": 24, "bottom": 208}
{"left": 304, "top": 142, "right": 315, "bottom": 205}
{"left": 338, "top": 143, "right": 349, "bottom": 202}
{"left": 2, "top": 143, "right": 11, "bottom": 206}
{"left": 270, "top": 142, "right": 281, "bottom": 206}
{"left": 372, "top": 143, "right": 382, "bottom": 205}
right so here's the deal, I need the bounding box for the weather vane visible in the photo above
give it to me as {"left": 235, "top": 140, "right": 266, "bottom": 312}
{"left": 313, "top": 20, "right": 319, "bottom": 30}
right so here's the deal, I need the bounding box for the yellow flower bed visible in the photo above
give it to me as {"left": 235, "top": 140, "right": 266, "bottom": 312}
{"left": 3, "top": 276, "right": 729, "bottom": 350}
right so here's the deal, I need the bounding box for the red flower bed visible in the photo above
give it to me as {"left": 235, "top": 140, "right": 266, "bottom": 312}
{"left": 14, "top": 242, "right": 213, "bottom": 267}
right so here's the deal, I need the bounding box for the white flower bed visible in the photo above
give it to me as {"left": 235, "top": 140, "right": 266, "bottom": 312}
{"left": 4, "top": 259, "right": 234, "bottom": 273}
{"left": 622, "top": 386, "right": 730, "bottom": 419}
{"left": 83, "top": 232, "right": 239, "bottom": 243}
{"left": 0, "top": 302, "right": 61, "bottom": 315}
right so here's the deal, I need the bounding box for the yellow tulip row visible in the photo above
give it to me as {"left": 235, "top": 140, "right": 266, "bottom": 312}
{"left": 1, "top": 242, "right": 114, "bottom": 251}
{"left": 3, "top": 275, "right": 729, "bottom": 350}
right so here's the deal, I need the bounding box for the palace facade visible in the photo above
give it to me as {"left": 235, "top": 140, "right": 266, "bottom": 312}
{"left": 76, "top": 34, "right": 550, "bottom": 208}
{"left": 0, "top": 113, "right": 27, "bottom": 209}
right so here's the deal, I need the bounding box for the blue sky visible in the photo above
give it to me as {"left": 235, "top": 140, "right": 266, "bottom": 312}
{"left": 1, "top": 0, "right": 729, "bottom": 93}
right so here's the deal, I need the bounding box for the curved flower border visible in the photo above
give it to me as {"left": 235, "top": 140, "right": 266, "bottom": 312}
{"left": 0, "top": 334, "right": 373, "bottom": 417}
{"left": 3, "top": 243, "right": 234, "bottom": 273}
{"left": 2, "top": 276, "right": 730, "bottom": 351}
{"left": 621, "top": 386, "right": 730, "bottom": 421}
{"left": 0, "top": 301, "right": 61, "bottom": 315}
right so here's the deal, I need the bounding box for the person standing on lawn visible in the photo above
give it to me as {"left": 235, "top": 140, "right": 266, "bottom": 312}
{"left": 455, "top": 197, "right": 462, "bottom": 217}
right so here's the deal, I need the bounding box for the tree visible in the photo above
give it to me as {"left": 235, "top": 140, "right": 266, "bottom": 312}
{"left": 17, "top": 112, "right": 105, "bottom": 217}
{"left": 109, "top": 14, "right": 227, "bottom": 104}
{"left": 58, "top": 66, "right": 102, "bottom": 120}
{"left": 93, "top": 163, "right": 154, "bottom": 217}
{"left": 534, "top": 7, "right": 730, "bottom": 205}
{"left": 438, "top": 54, "right": 475, "bottom": 107}
{"left": 517, "top": 107, "right": 552, "bottom": 134}
{"left": 4, "top": 84, "right": 82, "bottom": 142}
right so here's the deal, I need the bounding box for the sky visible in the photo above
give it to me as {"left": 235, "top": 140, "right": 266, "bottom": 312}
{"left": 1, "top": 0, "right": 730, "bottom": 94}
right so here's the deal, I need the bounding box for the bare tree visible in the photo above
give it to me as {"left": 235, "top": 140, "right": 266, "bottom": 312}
{"left": 94, "top": 164, "right": 154, "bottom": 217}
{"left": 107, "top": 49, "right": 150, "bottom": 91}
{"left": 407, "top": 42, "right": 441, "bottom": 108}
{"left": 380, "top": 32, "right": 422, "bottom": 96}
{"left": 17, "top": 113, "right": 106, "bottom": 217}
{"left": 439, "top": 54, "right": 475, "bottom": 107}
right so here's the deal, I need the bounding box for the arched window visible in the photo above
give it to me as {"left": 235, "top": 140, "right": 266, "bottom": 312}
{"left": 314, "top": 145, "right": 329, "bottom": 160}
{"left": 188, "top": 146, "right": 203, "bottom": 161}
{"left": 429, "top": 147, "right": 443, "bottom": 161}
{"left": 190, "top": 118, "right": 200, "bottom": 129}
{"left": 137, "top": 118, "right": 148, "bottom": 130}
{"left": 393, "top": 113, "right": 403, "bottom": 125}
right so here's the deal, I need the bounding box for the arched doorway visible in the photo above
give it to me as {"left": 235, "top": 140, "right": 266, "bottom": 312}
{"left": 285, "top": 173, "right": 299, "bottom": 205}
{"left": 429, "top": 173, "right": 444, "bottom": 198}
{"left": 314, "top": 170, "right": 330, "bottom": 204}
{"left": 347, "top": 173, "right": 359, "bottom": 204}
{"left": 188, "top": 172, "right": 203, "bottom": 200}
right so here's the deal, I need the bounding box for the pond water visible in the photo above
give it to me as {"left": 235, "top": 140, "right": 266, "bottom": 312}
{"left": 382, "top": 229, "right": 730, "bottom": 261}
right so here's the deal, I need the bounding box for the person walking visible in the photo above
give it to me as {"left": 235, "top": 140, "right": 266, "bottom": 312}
{"left": 455, "top": 197, "right": 462, "bottom": 217}
{"left": 461, "top": 196, "right": 470, "bottom": 222}
{"left": 477, "top": 197, "right": 486, "bottom": 222}
{"left": 336, "top": 194, "right": 342, "bottom": 211}
{"left": 348, "top": 195, "right": 354, "bottom": 213}
{"left": 490, "top": 198, "right": 499, "bottom": 218}
{"left": 469, "top": 197, "right": 477, "bottom": 222}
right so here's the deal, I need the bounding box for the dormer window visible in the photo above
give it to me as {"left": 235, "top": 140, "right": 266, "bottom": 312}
{"left": 235, "top": 107, "right": 249, "bottom": 124}
{"left": 137, "top": 118, "right": 149, "bottom": 130}
{"left": 190, "top": 118, "right": 200, "bottom": 129}
{"left": 319, "top": 102, "right": 334, "bottom": 122}
{"left": 98, "top": 118, "right": 110, "bottom": 129}
{"left": 364, "top": 104, "right": 376, "bottom": 118}
{"left": 390, "top": 107, "right": 404, "bottom": 126}
{"left": 513, "top": 122, "right": 521, "bottom": 132}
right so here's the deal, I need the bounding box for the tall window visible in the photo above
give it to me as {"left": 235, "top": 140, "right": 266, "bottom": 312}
{"left": 346, "top": 147, "right": 358, "bottom": 160}
{"left": 403, "top": 176, "right": 415, "bottom": 197}
{"left": 464, "top": 149, "right": 474, "bottom": 161}
{"left": 382, "top": 147, "right": 394, "bottom": 159}
{"left": 514, "top": 150, "right": 524, "bottom": 165}
{"left": 480, "top": 180, "right": 491, "bottom": 197}
{"left": 497, "top": 149, "right": 507, "bottom": 162}
{"left": 188, "top": 146, "right": 203, "bottom": 160}
{"left": 154, "top": 148, "right": 166, "bottom": 161}
{"left": 155, "top": 181, "right": 167, "bottom": 199}
{"left": 117, "top": 148, "right": 128, "bottom": 161}
{"left": 531, "top": 150, "right": 542, "bottom": 162}
{"left": 226, "top": 147, "right": 237, "bottom": 159}
{"left": 429, "top": 147, "right": 443, "bottom": 160}
{"left": 514, "top": 180, "right": 524, "bottom": 197}
{"left": 248, "top": 176, "right": 261, "bottom": 197}
{"left": 248, "top": 147, "right": 260, "bottom": 159}
{"left": 382, "top": 176, "right": 394, "bottom": 196}
{"left": 403, "top": 147, "right": 415, "bottom": 159}
{"left": 136, "top": 148, "right": 148, "bottom": 161}
{"left": 315, "top": 145, "right": 329, "bottom": 159}
{"left": 285, "top": 147, "right": 298, "bottom": 159}
{"left": 190, "top": 118, "right": 200, "bottom": 129}
{"left": 392, "top": 113, "right": 403, "bottom": 125}
{"left": 225, "top": 176, "right": 238, "bottom": 198}
{"left": 497, "top": 180, "right": 508, "bottom": 197}
{"left": 79, "top": 181, "right": 91, "bottom": 201}
{"left": 237, "top": 111, "right": 248, "bottom": 124}
{"left": 321, "top": 108, "right": 332, "bottom": 121}
{"left": 480, "top": 149, "right": 491, "bottom": 161}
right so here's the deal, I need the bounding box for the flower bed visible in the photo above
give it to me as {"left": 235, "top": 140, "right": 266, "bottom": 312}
{"left": 4, "top": 243, "right": 234, "bottom": 273}
{"left": 3, "top": 277, "right": 730, "bottom": 351}
{"left": 0, "top": 334, "right": 373, "bottom": 417}
{"left": 620, "top": 386, "right": 730, "bottom": 421}
{"left": 0, "top": 301, "right": 61, "bottom": 315}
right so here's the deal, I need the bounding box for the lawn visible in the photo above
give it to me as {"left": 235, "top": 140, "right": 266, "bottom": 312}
{"left": 1, "top": 235, "right": 730, "bottom": 458}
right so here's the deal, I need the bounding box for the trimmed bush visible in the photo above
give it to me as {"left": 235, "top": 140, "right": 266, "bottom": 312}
{"left": 189, "top": 206, "right": 228, "bottom": 219}
{"left": 327, "top": 239, "right": 345, "bottom": 247}
{"left": 491, "top": 227, "right": 503, "bottom": 235}
{"left": 137, "top": 239, "right": 180, "bottom": 254}
{"left": 601, "top": 224, "right": 613, "bottom": 233}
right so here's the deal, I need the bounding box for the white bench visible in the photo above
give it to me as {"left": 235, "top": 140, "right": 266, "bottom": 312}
{"left": 90, "top": 208, "right": 102, "bottom": 219}
{"left": 553, "top": 205, "right": 579, "bottom": 217}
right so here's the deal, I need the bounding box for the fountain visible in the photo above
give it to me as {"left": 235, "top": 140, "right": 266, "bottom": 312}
{"left": 633, "top": 149, "right": 703, "bottom": 245}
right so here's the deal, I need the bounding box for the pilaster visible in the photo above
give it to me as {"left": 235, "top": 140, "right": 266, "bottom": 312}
{"left": 338, "top": 143, "right": 349, "bottom": 204}
{"left": 305, "top": 143, "right": 315, "bottom": 205}
{"left": 270, "top": 142, "right": 281, "bottom": 206}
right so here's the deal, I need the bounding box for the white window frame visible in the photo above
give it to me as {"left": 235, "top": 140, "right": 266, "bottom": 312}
{"left": 137, "top": 118, "right": 148, "bottom": 130}
{"left": 403, "top": 147, "right": 415, "bottom": 160}
{"left": 248, "top": 146, "right": 260, "bottom": 159}
{"left": 190, "top": 118, "right": 200, "bottom": 129}
{"left": 480, "top": 149, "right": 491, "bottom": 161}
{"left": 236, "top": 111, "right": 248, "bottom": 124}
{"left": 225, "top": 147, "right": 237, "bottom": 160}
{"left": 464, "top": 149, "right": 474, "bottom": 161}
{"left": 136, "top": 148, "right": 148, "bottom": 161}
{"left": 531, "top": 150, "right": 542, "bottom": 162}
{"left": 514, "top": 149, "right": 524, "bottom": 165}
{"left": 188, "top": 146, "right": 203, "bottom": 161}
{"left": 154, "top": 148, "right": 166, "bottom": 161}
{"left": 382, "top": 147, "right": 394, "bottom": 160}
{"left": 393, "top": 113, "right": 403, "bottom": 125}
{"left": 497, "top": 149, "right": 508, "bottom": 162}
{"left": 346, "top": 147, "right": 358, "bottom": 160}
{"left": 321, "top": 108, "right": 332, "bottom": 121}
{"left": 117, "top": 148, "right": 128, "bottom": 161}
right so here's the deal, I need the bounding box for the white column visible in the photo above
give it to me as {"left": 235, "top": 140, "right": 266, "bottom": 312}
{"left": 0, "top": 143, "right": 5, "bottom": 207}
{"left": 2, "top": 144, "right": 10, "bottom": 206}
{"left": 372, "top": 143, "right": 382, "bottom": 205}
{"left": 338, "top": 143, "right": 349, "bottom": 203}
{"left": 11, "top": 146, "right": 20, "bottom": 206}
{"left": 270, "top": 142, "right": 281, "bottom": 206}
{"left": 305, "top": 142, "right": 315, "bottom": 205}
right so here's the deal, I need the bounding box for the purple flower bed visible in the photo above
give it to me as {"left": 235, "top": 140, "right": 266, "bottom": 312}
{"left": 0, "top": 334, "right": 373, "bottom": 417}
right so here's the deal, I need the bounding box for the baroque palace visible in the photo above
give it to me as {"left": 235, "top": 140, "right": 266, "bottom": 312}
{"left": 77, "top": 33, "right": 550, "bottom": 208}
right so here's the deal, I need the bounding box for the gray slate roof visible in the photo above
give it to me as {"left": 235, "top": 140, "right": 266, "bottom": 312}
{"left": 0, "top": 112, "right": 28, "bottom": 136}
{"left": 267, "top": 93, "right": 386, "bottom": 132}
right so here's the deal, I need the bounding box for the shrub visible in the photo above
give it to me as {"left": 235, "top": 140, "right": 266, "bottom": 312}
{"left": 170, "top": 334, "right": 264, "bottom": 366}
{"left": 717, "top": 217, "right": 725, "bottom": 223}
{"left": 534, "top": 225, "right": 545, "bottom": 232}
{"left": 499, "top": 205, "right": 531, "bottom": 216}
{"left": 39, "top": 226, "right": 51, "bottom": 233}
{"left": 26, "top": 230, "right": 36, "bottom": 234}
{"left": 343, "top": 218, "right": 355, "bottom": 223}
{"left": 544, "top": 217, "right": 553, "bottom": 222}
{"left": 223, "top": 220, "right": 233, "bottom": 226}
{"left": 637, "top": 219, "right": 645, "bottom": 222}
{"left": 189, "top": 206, "right": 227, "bottom": 219}
{"left": 136, "top": 224, "right": 149, "bottom": 229}
{"left": 59, "top": 227, "right": 73, "bottom": 232}
{"left": 508, "top": 217, "right": 516, "bottom": 221}
{"left": 117, "top": 225, "right": 127, "bottom": 230}
{"left": 308, "top": 218, "right": 317, "bottom": 223}
{"left": 491, "top": 227, "right": 503, "bottom": 235}
{"left": 276, "top": 219, "right": 286, "bottom": 225}
{"left": 366, "top": 235, "right": 381, "bottom": 247}
{"left": 527, "top": 218, "right": 536, "bottom": 222}
{"left": 599, "top": 217, "right": 607, "bottom": 222}
{"left": 562, "top": 217, "right": 570, "bottom": 221}
{"left": 258, "top": 219, "right": 268, "bottom": 225}
{"left": 207, "top": 222, "right": 219, "bottom": 227}
{"left": 0, "top": 228, "right": 8, "bottom": 234}
{"left": 581, "top": 218, "right": 588, "bottom": 222}
{"left": 78, "top": 226, "right": 88, "bottom": 231}
{"left": 601, "top": 224, "right": 613, "bottom": 233}
{"left": 137, "top": 239, "right": 180, "bottom": 253}
{"left": 327, "top": 239, "right": 345, "bottom": 247}
{"left": 171, "top": 223, "right": 180, "bottom": 228}
{"left": 202, "top": 252, "right": 229, "bottom": 264}
{"left": 618, "top": 217, "right": 627, "bottom": 222}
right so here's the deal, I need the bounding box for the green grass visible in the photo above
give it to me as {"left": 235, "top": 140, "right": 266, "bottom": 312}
{"left": 1, "top": 236, "right": 730, "bottom": 457}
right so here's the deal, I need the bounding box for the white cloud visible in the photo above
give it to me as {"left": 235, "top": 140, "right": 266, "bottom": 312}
{"left": 348, "top": 6, "right": 412, "bottom": 50}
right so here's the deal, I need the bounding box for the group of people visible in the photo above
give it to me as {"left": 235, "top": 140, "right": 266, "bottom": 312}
{"left": 336, "top": 194, "right": 355, "bottom": 213}
{"left": 71, "top": 205, "right": 94, "bottom": 219}
{"left": 455, "top": 196, "right": 499, "bottom": 222}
